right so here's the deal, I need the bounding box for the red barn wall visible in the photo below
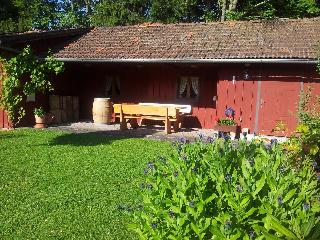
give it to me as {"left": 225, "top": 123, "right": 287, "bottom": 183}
{"left": 217, "top": 64, "right": 320, "bottom": 135}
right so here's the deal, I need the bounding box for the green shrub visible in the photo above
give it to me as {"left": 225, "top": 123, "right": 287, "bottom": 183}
{"left": 285, "top": 88, "right": 320, "bottom": 164}
{"left": 132, "top": 139, "right": 320, "bottom": 239}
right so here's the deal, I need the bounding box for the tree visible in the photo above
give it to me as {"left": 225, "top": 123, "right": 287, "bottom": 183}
{"left": 91, "top": 0, "right": 149, "bottom": 26}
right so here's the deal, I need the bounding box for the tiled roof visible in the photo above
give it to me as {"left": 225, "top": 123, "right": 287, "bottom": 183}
{"left": 0, "top": 28, "right": 90, "bottom": 45}
{"left": 53, "top": 18, "right": 320, "bottom": 61}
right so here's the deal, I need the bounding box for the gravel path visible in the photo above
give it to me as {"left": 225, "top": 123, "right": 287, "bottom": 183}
{"left": 47, "top": 122, "right": 218, "bottom": 142}
{"left": 47, "top": 122, "right": 288, "bottom": 143}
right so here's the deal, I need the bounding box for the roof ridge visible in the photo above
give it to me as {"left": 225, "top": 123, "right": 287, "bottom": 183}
{"left": 94, "top": 17, "right": 320, "bottom": 30}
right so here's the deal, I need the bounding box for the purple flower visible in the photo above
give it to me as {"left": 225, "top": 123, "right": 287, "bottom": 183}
{"left": 189, "top": 200, "right": 195, "bottom": 208}
{"left": 151, "top": 222, "right": 157, "bottom": 229}
{"left": 169, "top": 210, "right": 174, "bottom": 218}
{"left": 270, "top": 139, "right": 278, "bottom": 146}
{"left": 192, "top": 167, "right": 198, "bottom": 173}
{"left": 317, "top": 175, "right": 320, "bottom": 181}
{"left": 198, "top": 133, "right": 205, "bottom": 140}
{"left": 225, "top": 173, "right": 232, "bottom": 182}
{"left": 147, "top": 162, "right": 155, "bottom": 169}
{"left": 207, "top": 137, "right": 214, "bottom": 143}
{"left": 278, "top": 196, "right": 283, "bottom": 205}
{"left": 173, "top": 171, "right": 178, "bottom": 177}
{"left": 143, "top": 168, "right": 148, "bottom": 174}
{"left": 249, "top": 231, "right": 255, "bottom": 239}
{"left": 312, "top": 162, "right": 318, "bottom": 168}
{"left": 303, "top": 202, "right": 310, "bottom": 211}
{"left": 225, "top": 107, "right": 235, "bottom": 118}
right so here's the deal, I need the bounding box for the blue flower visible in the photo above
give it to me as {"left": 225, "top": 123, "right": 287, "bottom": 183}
{"left": 278, "top": 196, "right": 283, "bottom": 205}
{"left": 317, "top": 175, "right": 320, "bottom": 181}
{"left": 312, "top": 161, "right": 318, "bottom": 168}
{"left": 177, "top": 137, "right": 188, "bottom": 144}
{"left": 140, "top": 183, "right": 145, "bottom": 189}
{"left": 249, "top": 231, "right": 255, "bottom": 239}
{"left": 198, "top": 133, "right": 205, "bottom": 140}
{"left": 147, "top": 162, "right": 155, "bottom": 169}
{"left": 192, "top": 167, "right": 198, "bottom": 173}
{"left": 146, "top": 184, "right": 153, "bottom": 190}
{"left": 270, "top": 139, "right": 278, "bottom": 146}
{"left": 143, "top": 168, "right": 148, "bottom": 175}
{"left": 189, "top": 200, "right": 195, "bottom": 208}
{"left": 207, "top": 136, "right": 214, "bottom": 143}
{"left": 173, "top": 171, "right": 178, "bottom": 177}
{"left": 151, "top": 222, "right": 157, "bottom": 229}
{"left": 169, "top": 210, "right": 174, "bottom": 218}
{"left": 279, "top": 166, "right": 285, "bottom": 174}
{"left": 225, "top": 173, "right": 232, "bottom": 182}
{"left": 303, "top": 202, "right": 310, "bottom": 211}
{"left": 225, "top": 107, "right": 235, "bottom": 117}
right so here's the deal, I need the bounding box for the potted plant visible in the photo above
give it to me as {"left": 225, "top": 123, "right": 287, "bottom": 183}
{"left": 214, "top": 107, "right": 241, "bottom": 139}
{"left": 33, "top": 107, "right": 46, "bottom": 128}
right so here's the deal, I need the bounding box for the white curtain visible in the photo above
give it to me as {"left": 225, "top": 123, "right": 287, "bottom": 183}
{"left": 179, "top": 77, "right": 188, "bottom": 96}
{"left": 191, "top": 77, "right": 199, "bottom": 96}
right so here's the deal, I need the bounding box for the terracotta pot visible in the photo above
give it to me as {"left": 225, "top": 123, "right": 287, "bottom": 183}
{"left": 34, "top": 115, "right": 46, "bottom": 129}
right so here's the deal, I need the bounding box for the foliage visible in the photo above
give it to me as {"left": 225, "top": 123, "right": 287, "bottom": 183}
{"left": 217, "top": 118, "right": 237, "bottom": 126}
{"left": 0, "top": 46, "right": 64, "bottom": 126}
{"left": 0, "top": 129, "right": 173, "bottom": 239}
{"left": 132, "top": 138, "right": 320, "bottom": 239}
{"left": 285, "top": 88, "right": 320, "bottom": 164}
{"left": 271, "top": 120, "right": 287, "bottom": 132}
{"left": 91, "top": 0, "right": 148, "bottom": 27}
{"left": 33, "top": 107, "right": 46, "bottom": 117}
{"left": 1, "top": 0, "right": 320, "bottom": 32}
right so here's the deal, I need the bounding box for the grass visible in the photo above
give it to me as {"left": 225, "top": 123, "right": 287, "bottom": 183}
{"left": 0, "top": 129, "right": 173, "bottom": 239}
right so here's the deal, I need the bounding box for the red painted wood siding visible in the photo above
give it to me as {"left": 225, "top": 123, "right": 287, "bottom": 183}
{"left": 217, "top": 68, "right": 258, "bottom": 133}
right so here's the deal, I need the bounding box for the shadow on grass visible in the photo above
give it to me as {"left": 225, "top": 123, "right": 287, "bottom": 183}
{"left": 48, "top": 128, "right": 161, "bottom": 146}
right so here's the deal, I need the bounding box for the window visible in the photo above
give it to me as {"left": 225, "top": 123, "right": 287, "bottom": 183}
{"left": 105, "top": 76, "right": 120, "bottom": 98}
{"left": 177, "top": 76, "right": 199, "bottom": 99}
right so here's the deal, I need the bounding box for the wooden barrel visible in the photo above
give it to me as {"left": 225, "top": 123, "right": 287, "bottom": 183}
{"left": 92, "top": 98, "right": 112, "bottom": 124}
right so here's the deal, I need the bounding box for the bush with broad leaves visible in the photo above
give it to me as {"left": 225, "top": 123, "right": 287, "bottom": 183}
{"left": 132, "top": 139, "right": 320, "bottom": 239}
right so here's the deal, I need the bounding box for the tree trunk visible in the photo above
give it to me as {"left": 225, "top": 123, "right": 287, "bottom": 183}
{"left": 229, "top": 0, "right": 238, "bottom": 11}
{"left": 220, "top": 0, "right": 227, "bottom": 21}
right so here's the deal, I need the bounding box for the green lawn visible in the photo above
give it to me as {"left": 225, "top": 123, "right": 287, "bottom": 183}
{"left": 0, "top": 129, "right": 173, "bottom": 239}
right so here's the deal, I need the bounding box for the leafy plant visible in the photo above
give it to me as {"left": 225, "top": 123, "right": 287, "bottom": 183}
{"left": 272, "top": 120, "right": 287, "bottom": 132}
{"left": 0, "top": 46, "right": 64, "bottom": 126}
{"left": 217, "top": 118, "right": 237, "bottom": 126}
{"left": 132, "top": 138, "right": 320, "bottom": 239}
{"left": 285, "top": 87, "right": 320, "bottom": 165}
{"left": 33, "top": 107, "right": 46, "bottom": 117}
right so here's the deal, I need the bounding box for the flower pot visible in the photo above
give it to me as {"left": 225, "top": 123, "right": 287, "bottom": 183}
{"left": 213, "top": 125, "right": 241, "bottom": 139}
{"left": 34, "top": 115, "right": 46, "bottom": 129}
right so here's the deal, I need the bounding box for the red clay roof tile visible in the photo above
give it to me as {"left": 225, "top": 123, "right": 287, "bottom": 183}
{"left": 53, "top": 18, "right": 320, "bottom": 60}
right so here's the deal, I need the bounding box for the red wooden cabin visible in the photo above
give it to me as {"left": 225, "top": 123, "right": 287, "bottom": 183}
{"left": 1, "top": 18, "right": 320, "bottom": 135}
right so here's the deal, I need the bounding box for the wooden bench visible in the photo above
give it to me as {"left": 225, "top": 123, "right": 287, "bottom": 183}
{"left": 113, "top": 104, "right": 181, "bottom": 134}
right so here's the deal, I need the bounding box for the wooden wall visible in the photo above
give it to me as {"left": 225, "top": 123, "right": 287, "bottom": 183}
{"left": 1, "top": 61, "right": 319, "bottom": 135}
{"left": 217, "top": 64, "right": 320, "bottom": 135}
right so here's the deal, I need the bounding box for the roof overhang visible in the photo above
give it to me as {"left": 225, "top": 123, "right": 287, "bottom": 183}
{"left": 55, "top": 58, "right": 318, "bottom": 64}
